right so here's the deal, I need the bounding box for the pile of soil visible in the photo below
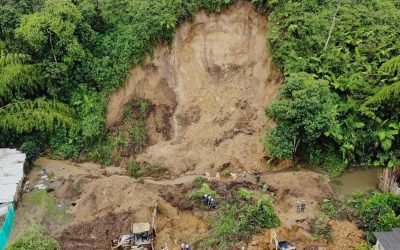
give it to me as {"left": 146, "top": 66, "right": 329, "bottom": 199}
{"left": 106, "top": 1, "right": 282, "bottom": 175}
{"left": 264, "top": 170, "right": 335, "bottom": 230}
{"left": 60, "top": 211, "right": 135, "bottom": 249}
{"left": 63, "top": 175, "right": 207, "bottom": 250}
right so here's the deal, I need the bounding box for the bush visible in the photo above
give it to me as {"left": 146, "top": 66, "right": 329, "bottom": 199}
{"left": 192, "top": 176, "right": 207, "bottom": 188}
{"left": 188, "top": 183, "right": 218, "bottom": 202}
{"left": 202, "top": 195, "right": 279, "bottom": 249}
{"left": 7, "top": 225, "right": 60, "bottom": 250}
{"left": 128, "top": 159, "right": 140, "bottom": 176}
{"left": 20, "top": 140, "right": 42, "bottom": 163}
{"left": 348, "top": 192, "right": 400, "bottom": 243}
{"left": 311, "top": 214, "right": 333, "bottom": 241}
{"left": 236, "top": 188, "right": 254, "bottom": 201}
{"left": 321, "top": 200, "right": 354, "bottom": 220}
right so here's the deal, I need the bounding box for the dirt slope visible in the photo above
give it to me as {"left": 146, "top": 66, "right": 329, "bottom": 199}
{"left": 61, "top": 176, "right": 206, "bottom": 250}
{"left": 106, "top": 2, "right": 281, "bottom": 175}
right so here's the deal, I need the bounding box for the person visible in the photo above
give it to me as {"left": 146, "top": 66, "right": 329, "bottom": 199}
{"left": 301, "top": 200, "right": 306, "bottom": 212}
{"left": 203, "top": 194, "right": 209, "bottom": 205}
{"left": 184, "top": 244, "right": 191, "bottom": 250}
{"left": 210, "top": 198, "right": 216, "bottom": 209}
{"left": 205, "top": 172, "right": 211, "bottom": 181}
{"left": 296, "top": 201, "right": 301, "bottom": 213}
{"left": 255, "top": 172, "right": 261, "bottom": 183}
{"left": 231, "top": 172, "right": 237, "bottom": 181}
{"left": 207, "top": 196, "right": 213, "bottom": 206}
{"left": 180, "top": 243, "right": 185, "bottom": 250}
{"left": 215, "top": 172, "right": 221, "bottom": 180}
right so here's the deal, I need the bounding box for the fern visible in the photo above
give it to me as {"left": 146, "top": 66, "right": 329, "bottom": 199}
{"left": 379, "top": 55, "right": 400, "bottom": 77}
{"left": 366, "top": 81, "right": 400, "bottom": 105}
{"left": 365, "top": 55, "right": 400, "bottom": 105}
{"left": 0, "top": 98, "right": 75, "bottom": 133}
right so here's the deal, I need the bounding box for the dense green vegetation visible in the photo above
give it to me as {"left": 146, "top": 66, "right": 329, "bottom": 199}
{"left": 265, "top": 0, "right": 400, "bottom": 175}
{"left": 349, "top": 192, "right": 400, "bottom": 243}
{"left": 1, "top": 0, "right": 269, "bottom": 161}
{"left": 6, "top": 225, "right": 60, "bottom": 250}
{"left": 2, "top": 0, "right": 398, "bottom": 174}
{"left": 187, "top": 181, "right": 279, "bottom": 249}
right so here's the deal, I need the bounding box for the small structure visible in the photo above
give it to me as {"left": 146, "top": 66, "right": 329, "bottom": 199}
{"left": 0, "top": 149, "right": 25, "bottom": 249}
{"left": 373, "top": 228, "right": 400, "bottom": 250}
{"left": 0, "top": 148, "right": 26, "bottom": 207}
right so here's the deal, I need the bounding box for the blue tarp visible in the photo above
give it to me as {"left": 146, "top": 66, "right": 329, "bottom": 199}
{"left": 0, "top": 203, "right": 15, "bottom": 250}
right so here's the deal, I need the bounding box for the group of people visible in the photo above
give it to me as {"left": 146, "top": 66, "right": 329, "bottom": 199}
{"left": 296, "top": 200, "right": 306, "bottom": 212}
{"left": 203, "top": 194, "right": 216, "bottom": 209}
{"left": 180, "top": 243, "right": 191, "bottom": 250}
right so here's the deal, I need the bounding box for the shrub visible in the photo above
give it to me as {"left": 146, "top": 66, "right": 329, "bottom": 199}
{"left": 188, "top": 183, "right": 218, "bottom": 201}
{"left": 311, "top": 214, "right": 333, "bottom": 241}
{"left": 202, "top": 195, "right": 279, "bottom": 249}
{"left": 236, "top": 188, "right": 254, "bottom": 201}
{"left": 348, "top": 192, "right": 400, "bottom": 243}
{"left": 192, "top": 176, "right": 207, "bottom": 188}
{"left": 128, "top": 159, "right": 140, "bottom": 176}
{"left": 20, "top": 140, "right": 42, "bottom": 163}
{"left": 7, "top": 225, "right": 60, "bottom": 250}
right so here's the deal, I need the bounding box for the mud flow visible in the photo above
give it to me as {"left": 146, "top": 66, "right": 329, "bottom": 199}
{"left": 106, "top": 2, "right": 281, "bottom": 175}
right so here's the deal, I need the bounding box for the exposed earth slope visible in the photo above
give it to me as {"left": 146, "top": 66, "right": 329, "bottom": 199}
{"left": 107, "top": 2, "right": 281, "bottom": 175}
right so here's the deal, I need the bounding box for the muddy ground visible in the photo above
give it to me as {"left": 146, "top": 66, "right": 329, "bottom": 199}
{"left": 10, "top": 158, "right": 365, "bottom": 250}
{"left": 107, "top": 1, "right": 281, "bottom": 176}
{"left": 10, "top": 2, "right": 365, "bottom": 250}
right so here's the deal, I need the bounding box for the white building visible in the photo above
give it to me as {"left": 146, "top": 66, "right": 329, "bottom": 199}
{"left": 0, "top": 148, "right": 25, "bottom": 216}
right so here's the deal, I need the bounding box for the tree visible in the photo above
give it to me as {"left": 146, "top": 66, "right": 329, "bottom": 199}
{"left": 16, "top": 0, "right": 85, "bottom": 64}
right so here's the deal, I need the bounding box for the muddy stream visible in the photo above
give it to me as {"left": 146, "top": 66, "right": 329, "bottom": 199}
{"left": 330, "top": 168, "right": 379, "bottom": 198}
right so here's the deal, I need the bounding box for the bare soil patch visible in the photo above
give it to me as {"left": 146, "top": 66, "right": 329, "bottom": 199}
{"left": 106, "top": 1, "right": 282, "bottom": 176}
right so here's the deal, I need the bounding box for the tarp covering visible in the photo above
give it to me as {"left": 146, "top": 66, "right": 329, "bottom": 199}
{"left": 0, "top": 203, "right": 15, "bottom": 250}
{"left": 132, "top": 223, "right": 150, "bottom": 233}
{"left": 0, "top": 149, "right": 25, "bottom": 203}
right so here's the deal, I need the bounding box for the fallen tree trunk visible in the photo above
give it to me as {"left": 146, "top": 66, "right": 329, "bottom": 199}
{"left": 378, "top": 167, "right": 400, "bottom": 194}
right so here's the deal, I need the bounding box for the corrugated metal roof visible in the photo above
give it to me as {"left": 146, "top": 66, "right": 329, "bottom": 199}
{"left": 373, "top": 228, "right": 400, "bottom": 250}
{"left": 0, "top": 149, "right": 25, "bottom": 203}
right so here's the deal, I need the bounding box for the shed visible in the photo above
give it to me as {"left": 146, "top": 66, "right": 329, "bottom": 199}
{"left": 0, "top": 148, "right": 26, "bottom": 207}
{"left": 373, "top": 228, "right": 400, "bottom": 250}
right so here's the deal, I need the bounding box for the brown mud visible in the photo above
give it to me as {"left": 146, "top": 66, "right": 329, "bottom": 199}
{"left": 106, "top": 1, "right": 282, "bottom": 176}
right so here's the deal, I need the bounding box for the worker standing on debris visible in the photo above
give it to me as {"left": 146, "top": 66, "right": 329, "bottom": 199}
{"left": 203, "top": 194, "right": 209, "bottom": 205}
{"left": 215, "top": 172, "right": 221, "bottom": 180}
{"left": 207, "top": 196, "right": 213, "bottom": 206}
{"left": 301, "top": 200, "right": 306, "bottom": 212}
{"left": 210, "top": 198, "right": 216, "bottom": 209}
{"left": 296, "top": 201, "right": 301, "bottom": 213}
{"left": 255, "top": 172, "right": 261, "bottom": 183}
